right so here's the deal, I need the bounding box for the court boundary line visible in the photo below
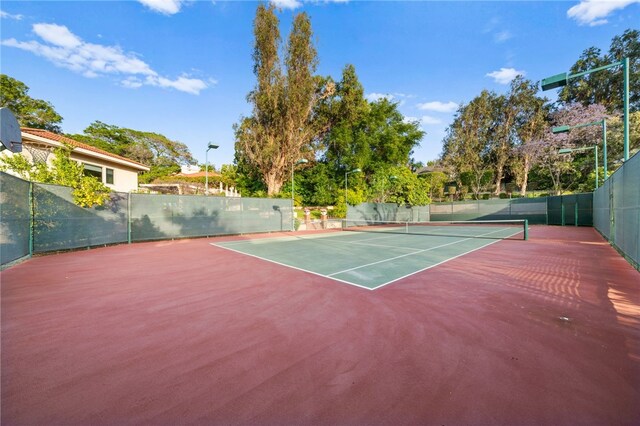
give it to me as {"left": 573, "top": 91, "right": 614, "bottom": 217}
{"left": 210, "top": 243, "right": 376, "bottom": 291}
{"left": 327, "top": 227, "right": 517, "bottom": 279}
{"left": 371, "top": 237, "right": 507, "bottom": 290}
{"left": 210, "top": 226, "right": 521, "bottom": 290}
{"left": 326, "top": 237, "right": 480, "bottom": 277}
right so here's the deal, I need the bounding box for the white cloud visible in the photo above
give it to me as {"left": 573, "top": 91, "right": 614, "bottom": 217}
{"left": 121, "top": 77, "right": 144, "bottom": 89}
{"left": 138, "top": 0, "right": 187, "bottom": 15}
{"left": 416, "top": 101, "right": 458, "bottom": 113}
{"left": 420, "top": 116, "right": 442, "bottom": 125}
{"left": 2, "top": 23, "right": 210, "bottom": 95}
{"left": 494, "top": 30, "right": 512, "bottom": 43}
{"left": 270, "top": 0, "right": 349, "bottom": 10}
{"left": 486, "top": 67, "right": 525, "bottom": 85}
{"left": 1, "top": 11, "right": 23, "bottom": 20}
{"left": 366, "top": 92, "right": 394, "bottom": 102}
{"left": 567, "top": 0, "right": 640, "bottom": 26}
{"left": 271, "top": 0, "right": 303, "bottom": 10}
{"left": 146, "top": 75, "right": 208, "bottom": 95}
{"left": 403, "top": 115, "right": 442, "bottom": 127}
{"left": 33, "top": 23, "right": 82, "bottom": 48}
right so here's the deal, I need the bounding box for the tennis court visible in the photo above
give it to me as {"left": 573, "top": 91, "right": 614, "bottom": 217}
{"left": 2, "top": 225, "right": 639, "bottom": 424}
{"left": 212, "top": 220, "right": 527, "bottom": 289}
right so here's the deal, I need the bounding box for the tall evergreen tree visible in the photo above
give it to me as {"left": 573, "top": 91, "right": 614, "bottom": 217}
{"left": 235, "top": 5, "right": 324, "bottom": 195}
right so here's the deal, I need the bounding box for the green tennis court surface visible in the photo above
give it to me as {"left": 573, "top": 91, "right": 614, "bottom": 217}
{"left": 212, "top": 222, "right": 526, "bottom": 290}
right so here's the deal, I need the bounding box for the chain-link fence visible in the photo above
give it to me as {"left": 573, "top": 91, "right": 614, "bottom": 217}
{"left": 546, "top": 193, "right": 593, "bottom": 226}
{"left": 1, "top": 173, "right": 293, "bottom": 268}
{"left": 0, "top": 172, "right": 31, "bottom": 265}
{"left": 347, "top": 203, "right": 430, "bottom": 223}
{"left": 593, "top": 152, "right": 639, "bottom": 269}
{"left": 429, "top": 198, "right": 547, "bottom": 224}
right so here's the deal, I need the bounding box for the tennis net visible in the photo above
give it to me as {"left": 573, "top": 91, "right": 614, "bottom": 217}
{"left": 342, "top": 219, "right": 529, "bottom": 240}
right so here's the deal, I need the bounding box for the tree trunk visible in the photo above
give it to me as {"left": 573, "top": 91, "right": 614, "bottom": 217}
{"left": 265, "top": 171, "right": 283, "bottom": 196}
{"left": 519, "top": 156, "right": 530, "bottom": 196}
{"left": 494, "top": 164, "right": 503, "bottom": 196}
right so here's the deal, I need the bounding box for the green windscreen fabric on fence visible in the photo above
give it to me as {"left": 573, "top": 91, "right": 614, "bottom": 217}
{"left": 33, "top": 183, "right": 129, "bottom": 252}
{"left": 547, "top": 193, "right": 593, "bottom": 226}
{"left": 619, "top": 153, "right": 640, "bottom": 266}
{"left": 576, "top": 193, "right": 593, "bottom": 226}
{"left": 0, "top": 172, "right": 31, "bottom": 266}
{"left": 348, "top": 203, "right": 430, "bottom": 223}
{"left": 593, "top": 179, "right": 611, "bottom": 239}
{"left": 594, "top": 152, "right": 639, "bottom": 269}
{"left": 430, "top": 198, "right": 546, "bottom": 224}
{"left": 130, "top": 194, "right": 292, "bottom": 241}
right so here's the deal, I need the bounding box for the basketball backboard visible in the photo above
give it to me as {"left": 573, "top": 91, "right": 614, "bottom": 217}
{"left": 0, "top": 107, "right": 23, "bottom": 153}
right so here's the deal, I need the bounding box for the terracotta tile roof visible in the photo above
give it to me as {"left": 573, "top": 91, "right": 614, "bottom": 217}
{"left": 21, "top": 127, "right": 150, "bottom": 170}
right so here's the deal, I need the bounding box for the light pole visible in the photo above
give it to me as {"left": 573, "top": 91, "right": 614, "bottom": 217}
{"left": 552, "top": 119, "right": 607, "bottom": 181}
{"left": 541, "top": 57, "right": 629, "bottom": 161}
{"left": 558, "top": 145, "right": 599, "bottom": 189}
{"left": 205, "top": 143, "right": 218, "bottom": 195}
{"left": 344, "top": 168, "right": 361, "bottom": 206}
{"left": 291, "top": 158, "right": 308, "bottom": 231}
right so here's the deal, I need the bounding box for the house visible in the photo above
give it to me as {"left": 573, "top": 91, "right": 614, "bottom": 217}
{"left": 2, "top": 128, "right": 150, "bottom": 192}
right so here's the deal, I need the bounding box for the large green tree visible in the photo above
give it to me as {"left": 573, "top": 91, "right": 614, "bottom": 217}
{"left": 442, "top": 90, "right": 496, "bottom": 199}
{"left": 536, "top": 103, "right": 608, "bottom": 194}
{"left": 509, "top": 77, "right": 549, "bottom": 196}
{"left": 559, "top": 29, "right": 639, "bottom": 112}
{"left": 0, "top": 74, "right": 63, "bottom": 132}
{"left": 68, "top": 121, "right": 195, "bottom": 183}
{"left": 235, "top": 4, "right": 326, "bottom": 195}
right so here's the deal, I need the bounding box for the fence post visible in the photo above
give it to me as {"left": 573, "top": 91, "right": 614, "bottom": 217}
{"left": 575, "top": 202, "right": 578, "bottom": 227}
{"left": 29, "top": 181, "right": 34, "bottom": 256}
{"left": 127, "top": 192, "right": 132, "bottom": 244}
{"left": 546, "top": 196, "right": 549, "bottom": 225}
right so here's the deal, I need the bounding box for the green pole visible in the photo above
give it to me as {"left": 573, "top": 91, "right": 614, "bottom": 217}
{"left": 524, "top": 219, "right": 528, "bottom": 241}
{"left": 127, "top": 192, "right": 132, "bottom": 244}
{"left": 575, "top": 202, "right": 578, "bottom": 227}
{"left": 623, "top": 57, "right": 629, "bottom": 161}
{"left": 561, "top": 202, "right": 565, "bottom": 226}
{"left": 602, "top": 119, "right": 607, "bottom": 181}
{"left": 545, "top": 196, "right": 549, "bottom": 225}
{"left": 29, "top": 181, "right": 34, "bottom": 256}
{"left": 594, "top": 145, "right": 598, "bottom": 189}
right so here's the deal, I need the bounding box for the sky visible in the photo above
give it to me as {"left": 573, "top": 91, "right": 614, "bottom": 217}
{"left": 1, "top": 0, "right": 638, "bottom": 169}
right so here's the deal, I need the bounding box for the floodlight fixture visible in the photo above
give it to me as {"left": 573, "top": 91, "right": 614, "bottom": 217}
{"left": 541, "top": 58, "right": 629, "bottom": 161}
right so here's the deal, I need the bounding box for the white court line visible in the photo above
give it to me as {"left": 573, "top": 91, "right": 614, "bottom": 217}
{"left": 210, "top": 242, "right": 375, "bottom": 291}
{"left": 327, "top": 227, "right": 517, "bottom": 277}
{"left": 210, "top": 226, "right": 523, "bottom": 291}
{"left": 371, "top": 237, "right": 506, "bottom": 290}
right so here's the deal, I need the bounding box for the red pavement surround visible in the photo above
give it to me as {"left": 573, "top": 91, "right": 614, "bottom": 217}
{"left": 1, "top": 226, "right": 639, "bottom": 425}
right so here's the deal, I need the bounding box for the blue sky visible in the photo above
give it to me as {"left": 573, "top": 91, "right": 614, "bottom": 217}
{"left": 1, "top": 1, "right": 638, "bottom": 168}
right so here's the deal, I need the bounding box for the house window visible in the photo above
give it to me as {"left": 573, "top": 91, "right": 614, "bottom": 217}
{"left": 83, "top": 163, "right": 102, "bottom": 180}
{"left": 106, "top": 168, "right": 114, "bottom": 184}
